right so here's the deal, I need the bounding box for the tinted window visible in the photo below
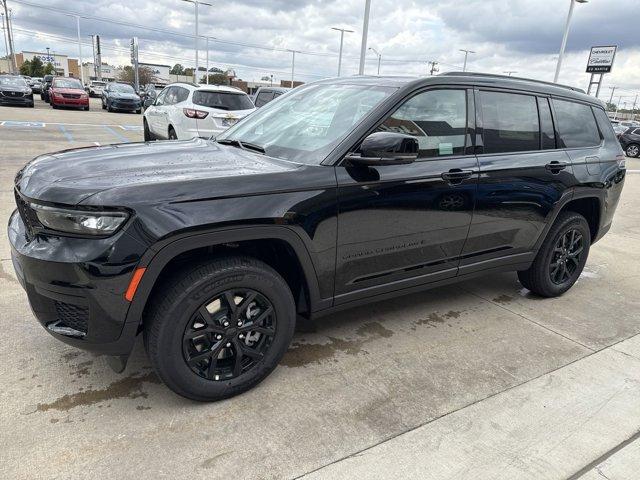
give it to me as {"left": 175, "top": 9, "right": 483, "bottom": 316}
{"left": 175, "top": 87, "right": 189, "bottom": 103}
{"left": 155, "top": 88, "right": 168, "bottom": 106}
{"left": 164, "top": 87, "right": 178, "bottom": 105}
{"left": 193, "top": 91, "right": 254, "bottom": 110}
{"left": 111, "top": 83, "right": 135, "bottom": 93}
{"left": 480, "top": 91, "right": 540, "bottom": 154}
{"left": 52, "top": 78, "right": 83, "bottom": 89}
{"left": 592, "top": 107, "right": 619, "bottom": 144}
{"left": 377, "top": 89, "right": 467, "bottom": 158}
{"left": 552, "top": 99, "right": 601, "bottom": 148}
{"left": 537, "top": 97, "right": 556, "bottom": 149}
{"left": 633, "top": 128, "right": 640, "bottom": 135}
{"left": 255, "top": 91, "right": 273, "bottom": 107}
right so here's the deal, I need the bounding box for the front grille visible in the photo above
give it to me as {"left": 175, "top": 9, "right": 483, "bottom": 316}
{"left": 54, "top": 301, "right": 89, "bottom": 334}
{"left": 14, "top": 191, "right": 41, "bottom": 238}
{"left": 1, "top": 91, "right": 24, "bottom": 97}
{"left": 62, "top": 93, "right": 81, "bottom": 99}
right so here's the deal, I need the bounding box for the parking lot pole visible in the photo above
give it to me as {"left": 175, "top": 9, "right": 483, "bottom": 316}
{"left": 1, "top": 0, "right": 16, "bottom": 73}
{"left": 554, "top": 0, "right": 588, "bottom": 83}
{"left": 358, "top": 0, "right": 371, "bottom": 75}
{"left": 289, "top": 50, "right": 297, "bottom": 88}
{"left": 0, "top": 13, "right": 8, "bottom": 64}
{"left": 331, "top": 27, "right": 353, "bottom": 77}
{"left": 75, "top": 15, "right": 83, "bottom": 82}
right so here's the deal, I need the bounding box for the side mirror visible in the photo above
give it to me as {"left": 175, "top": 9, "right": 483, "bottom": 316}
{"left": 346, "top": 132, "right": 418, "bottom": 166}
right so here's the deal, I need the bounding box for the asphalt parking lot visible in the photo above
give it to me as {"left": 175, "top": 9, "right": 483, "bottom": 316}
{"left": 2, "top": 98, "right": 640, "bottom": 480}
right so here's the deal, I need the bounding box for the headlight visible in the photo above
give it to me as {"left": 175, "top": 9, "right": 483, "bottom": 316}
{"left": 32, "top": 204, "right": 129, "bottom": 236}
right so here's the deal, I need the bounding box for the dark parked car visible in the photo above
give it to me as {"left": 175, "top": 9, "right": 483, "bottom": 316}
{"left": 49, "top": 77, "right": 89, "bottom": 110}
{"left": 252, "top": 86, "right": 289, "bottom": 107}
{"left": 618, "top": 127, "right": 640, "bottom": 157}
{"left": 0, "top": 75, "right": 34, "bottom": 107}
{"left": 101, "top": 82, "right": 142, "bottom": 113}
{"left": 9, "top": 73, "right": 626, "bottom": 401}
{"left": 40, "top": 74, "right": 54, "bottom": 103}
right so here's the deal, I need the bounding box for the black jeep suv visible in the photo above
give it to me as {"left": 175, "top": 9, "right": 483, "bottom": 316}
{"left": 9, "top": 74, "right": 625, "bottom": 401}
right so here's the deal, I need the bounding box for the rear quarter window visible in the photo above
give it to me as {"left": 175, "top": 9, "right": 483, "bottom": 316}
{"left": 592, "top": 107, "right": 619, "bottom": 145}
{"left": 552, "top": 99, "right": 601, "bottom": 148}
{"left": 193, "top": 91, "right": 254, "bottom": 111}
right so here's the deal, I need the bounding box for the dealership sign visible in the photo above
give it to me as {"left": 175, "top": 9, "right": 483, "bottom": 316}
{"left": 586, "top": 45, "right": 617, "bottom": 73}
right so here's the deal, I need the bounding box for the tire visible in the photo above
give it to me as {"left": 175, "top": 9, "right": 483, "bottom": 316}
{"left": 51, "top": 104, "right": 58, "bottom": 109}
{"left": 29, "top": 102, "right": 34, "bottom": 108}
{"left": 168, "top": 126, "right": 177, "bottom": 140}
{"left": 136, "top": 108, "right": 142, "bottom": 114}
{"left": 518, "top": 211, "right": 591, "bottom": 297}
{"left": 107, "top": 102, "right": 114, "bottom": 112}
{"left": 101, "top": 99, "right": 106, "bottom": 110}
{"left": 625, "top": 143, "right": 639, "bottom": 158}
{"left": 144, "top": 256, "right": 296, "bottom": 401}
{"left": 84, "top": 106, "right": 89, "bottom": 111}
{"left": 143, "top": 119, "right": 153, "bottom": 141}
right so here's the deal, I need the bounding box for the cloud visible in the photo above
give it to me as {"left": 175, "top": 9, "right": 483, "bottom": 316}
{"left": 6, "top": 0, "right": 639, "bottom": 95}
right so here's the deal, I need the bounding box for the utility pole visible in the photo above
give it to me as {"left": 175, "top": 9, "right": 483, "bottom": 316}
{"left": 2, "top": 1, "right": 16, "bottom": 73}
{"left": 358, "top": 0, "right": 371, "bottom": 75}
{"left": 74, "top": 15, "right": 82, "bottom": 82}
{"left": 608, "top": 86, "right": 617, "bottom": 107}
{"left": 427, "top": 61, "right": 438, "bottom": 76}
{"left": 632, "top": 94, "right": 638, "bottom": 121}
{"left": 95, "top": 35, "right": 102, "bottom": 81}
{"left": 331, "top": 27, "right": 353, "bottom": 77}
{"left": 554, "top": 0, "right": 588, "bottom": 83}
{"left": 460, "top": 49, "right": 475, "bottom": 72}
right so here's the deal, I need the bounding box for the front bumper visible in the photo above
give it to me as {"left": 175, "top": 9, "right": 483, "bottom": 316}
{"left": 8, "top": 209, "right": 147, "bottom": 356}
{"left": 111, "top": 99, "right": 141, "bottom": 111}
{"left": 51, "top": 96, "right": 89, "bottom": 107}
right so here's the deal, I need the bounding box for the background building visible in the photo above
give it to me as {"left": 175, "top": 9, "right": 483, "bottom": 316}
{"left": 15, "top": 51, "right": 79, "bottom": 77}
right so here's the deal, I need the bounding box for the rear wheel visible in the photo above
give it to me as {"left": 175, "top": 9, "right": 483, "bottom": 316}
{"left": 625, "top": 143, "right": 639, "bottom": 158}
{"left": 144, "top": 256, "right": 296, "bottom": 401}
{"left": 518, "top": 211, "right": 590, "bottom": 297}
{"left": 168, "top": 126, "right": 177, "bottom": 140}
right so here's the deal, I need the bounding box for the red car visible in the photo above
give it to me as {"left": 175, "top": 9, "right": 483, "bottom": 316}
{"left": 49, "top": 77, "right": 89, "bottom": 110}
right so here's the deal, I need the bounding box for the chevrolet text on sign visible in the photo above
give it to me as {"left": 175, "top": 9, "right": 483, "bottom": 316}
{"left": 586, "top": 45, "right": 617, "bottom": 73}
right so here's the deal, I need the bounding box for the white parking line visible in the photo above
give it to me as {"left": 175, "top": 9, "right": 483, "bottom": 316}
{"left": 0, "top": 120, "right": 141, "bottom": 130}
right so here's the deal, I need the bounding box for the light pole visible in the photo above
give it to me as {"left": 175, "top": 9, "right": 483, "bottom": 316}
{"left": 331, "top": 27, "right": 353, "bottom": 77}
{"left": 368, "top": 47, "right": 381, "bottom": 75}
{"left": 182, "top": 0, "right": 213, "bottom": 83}
{"left": 504, "top": 70, "right": 517, "bottom": 76}
{"left": 1, "top": 13, "right": 9, "bottom": 66}
{"left": 554, "top": 0, "right": 588, "bottom": 83}
{"left": 358, "top": 0, "right": 371, "bottom": 75}
{"left": 2, "top": 2, "right": 16, "bottom": 73}
{"left": 204, "top": 36, "right": 215, "bottom": 85}
{"left": 288, "top": 49, "right": 299, "bottom": 88}
{"left": 459, "top": 49, "right": 475, "bottom": 72}
{"left": 63, "top": 14, "right": 83, "bottom": 82}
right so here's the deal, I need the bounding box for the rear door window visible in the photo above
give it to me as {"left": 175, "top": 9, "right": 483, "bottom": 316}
{"left": 552, "top": 99, "right": 601, "bottom": 148}
{"left": 480, "top": 90, "right": 540, "bottom": 154}
{"left": 193, "top": 91, "right": 254, "bottom": 110}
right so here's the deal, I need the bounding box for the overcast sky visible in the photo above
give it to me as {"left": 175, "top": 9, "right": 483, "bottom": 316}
{"left": 5, "top": 0, "right": 640, "bottom": 102}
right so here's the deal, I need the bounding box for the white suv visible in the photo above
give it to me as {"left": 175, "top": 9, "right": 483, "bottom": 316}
{"left": 143, "top": 83, "right": 256, "bottom": 141}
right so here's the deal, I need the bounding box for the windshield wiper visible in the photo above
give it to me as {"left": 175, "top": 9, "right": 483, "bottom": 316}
{"left": 217, "top": 138, "right": 266, "bottom": 154}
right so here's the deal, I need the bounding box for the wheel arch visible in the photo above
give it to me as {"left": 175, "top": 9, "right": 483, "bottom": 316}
{"left": 124, "top": 226, "right": 326, "bottom": 332}
{"left": 535, "top": 190, "right": 603, "bottom": 251}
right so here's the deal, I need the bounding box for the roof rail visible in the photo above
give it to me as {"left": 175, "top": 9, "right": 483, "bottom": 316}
{"left": 440, "top": 72, "right": 586, "bottom": 94}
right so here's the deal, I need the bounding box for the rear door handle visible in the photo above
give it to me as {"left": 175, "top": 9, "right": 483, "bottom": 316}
{"left": 441, "top": 169, "right": 474, "bottom": 184}
{"left": 545, "top": 161, "right": 568, "bottom": 173}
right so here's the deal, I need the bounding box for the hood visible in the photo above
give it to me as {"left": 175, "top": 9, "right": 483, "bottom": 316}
{"left": 15, "top": 138, "right": 301, "bottom": 205}
{"left": 0, "top": 84, "right": 30, "bottom": 93}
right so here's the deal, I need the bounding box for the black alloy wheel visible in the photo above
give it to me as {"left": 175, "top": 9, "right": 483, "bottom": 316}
{"left": 183, "top": 289, "right": 276, "bottom": 381}
{"left": 549, "top": 228, "right": 584, "bottom": 285}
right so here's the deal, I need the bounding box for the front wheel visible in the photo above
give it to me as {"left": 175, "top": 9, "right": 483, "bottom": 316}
{"left": 144, "top": 256, "right": 296, "bottom": 401}
{"left": 625, "top": 143, "right": 639, "bottom": 158}
{"left": 143, "top": 119, "right": 153, "bottom": 141}
{"left": 518, "top": 211, "right": 591, "bottom": 297}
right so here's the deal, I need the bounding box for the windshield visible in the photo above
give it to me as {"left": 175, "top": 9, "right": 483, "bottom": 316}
{"left": 112, "top": 83, "right": 135, "bottom": 93}
{"left": 193, "top": 91, "right": 254, "bottom": 111}
{"left": 217, "top": 83, "right": 395, "bottom": 165}
{"left": 0, "top": 76, "right": 27, "bottom": 87}
{"left": 52, "top": 78, "right": 83, "bottom": 89}
{"left": 92, "top": 82, "right": 106, "bottom": 86}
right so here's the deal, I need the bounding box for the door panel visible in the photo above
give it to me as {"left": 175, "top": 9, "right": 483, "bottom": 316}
{"left": 335, "top": 157, "right": 478, "bottom": 299}
{"left": 334, "top": 87, "right": 478, "bottom": 301}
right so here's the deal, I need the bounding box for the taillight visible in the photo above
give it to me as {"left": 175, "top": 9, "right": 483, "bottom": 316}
{"left": 183, "top": 108, "right": 208, "bottom": 119}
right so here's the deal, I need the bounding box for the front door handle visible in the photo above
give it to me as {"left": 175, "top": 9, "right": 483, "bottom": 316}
{"left": 545, "top": 161, "right": 568, "bottom": 173}
{"left": 441, "top": 169, "right": 474, "bottom": 184}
